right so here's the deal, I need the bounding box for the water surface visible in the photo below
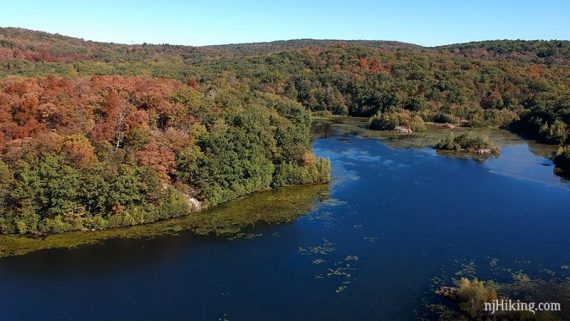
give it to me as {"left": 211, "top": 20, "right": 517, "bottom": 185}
{"left": 1, "top": 127, "right": 569, "bottom": 321}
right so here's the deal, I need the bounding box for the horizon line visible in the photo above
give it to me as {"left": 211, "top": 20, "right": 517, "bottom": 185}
{"left": 1, "top": 26, "right": 568, "bottom": 49}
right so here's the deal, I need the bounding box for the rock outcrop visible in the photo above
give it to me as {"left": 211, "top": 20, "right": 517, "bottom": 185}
{"left": 476, "top": 148, "right": 494, "bottom": 155}
{"left": 187, "top": 197, "right": 203, "bottom": 212}
{"left": 393, "top": 126, "right": 412, "bottom": 134}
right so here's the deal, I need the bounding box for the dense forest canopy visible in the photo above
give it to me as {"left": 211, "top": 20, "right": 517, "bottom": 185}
{"left": 437, "top": 40, "right": 570, "bottom": 65}
{"left": 0, "top": 74, "right": 329, "bottom": 234}
{"left": 0, "top": 28, "right": 569, "bottom": 234}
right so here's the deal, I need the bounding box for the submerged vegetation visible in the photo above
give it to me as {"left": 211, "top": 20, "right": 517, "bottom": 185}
{"left": 435, "top": 277, "right": 569, "bottom": 321}
{"left": 0, "top": 184, "right": 328, "bottom": 258}
{"left": 429, "top": 258, "right": 570, "bottom": 321}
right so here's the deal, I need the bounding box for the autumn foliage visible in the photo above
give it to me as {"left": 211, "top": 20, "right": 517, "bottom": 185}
{"left": 1, "top": 28, "right": 569, "bottom": 234}
{"left": 0, "top": 75, "right": 330, "bottom": 234}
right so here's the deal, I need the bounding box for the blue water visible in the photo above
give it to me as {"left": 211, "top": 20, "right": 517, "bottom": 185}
{"left": 1, "top": 133, "right": 569, "bottom": 321}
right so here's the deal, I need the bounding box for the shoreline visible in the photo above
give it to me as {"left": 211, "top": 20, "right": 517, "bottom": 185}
{"left": 0, "top": 184, "right": 329, "bottom": 258}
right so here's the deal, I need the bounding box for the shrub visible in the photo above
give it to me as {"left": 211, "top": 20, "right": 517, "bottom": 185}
{"left": 13, "top": 205, "right": 41, "bottom": 234}
{"left": 369, "top": 110, "right": 426, "bottom": 132}
{"left": 435, "top": 132, "right": 499, "bottom": 154}
{"left": 0, "top": 160, "right": 13, "bottom": 233}
{"left": 468, "top": 108, "right": 520, "bottom": 128}
{"left": 554, "top": 146, "right": 570, "bottom": 172}
{"left": 81, "top": 215, "right": 109, "bottom": 231}
{"left": 411, "top": 115, "right": 427, "bottom": 132}
{"left": 456, "top": 278, "right": 498, "bottom": 319}
{"left": 39, "top": 216, "right": 74, "bottom": 234}
{"left": 369, "top": 113, "right": 399, "bottom": 130}
{"left": 435, "top": 133, "right": 462, "bottom": 151}
{"left": 157, "top": 187, "right": 192, "bottom": 220}
{"left": 403, "top": 96, "right": 428, "bottom": 112}
{"left": 431, "top": 112, "right": 460, "bottom": 124}
{"left": 539, "top": 119, "right": 568, "bottom": 144}
{"left": 107, "top": 211, "right": 137, "bottom": 229}
{"left": 0, "top": 217, "right": 15, "bottom": 234}
{"left": 272, "top": 158, "right": 330, "bottom": 187}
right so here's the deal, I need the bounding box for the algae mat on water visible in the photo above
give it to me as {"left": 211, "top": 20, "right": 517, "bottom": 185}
{"left": 0, "top": 184, "right": 329, "bottom": 258}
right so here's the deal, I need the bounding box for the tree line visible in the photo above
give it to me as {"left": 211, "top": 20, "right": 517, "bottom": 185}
{"left": 1, "top": 29, "right": 569, "bottom": 234}
{"left": 0, "top": 76, "right": 329, "bottom": 234}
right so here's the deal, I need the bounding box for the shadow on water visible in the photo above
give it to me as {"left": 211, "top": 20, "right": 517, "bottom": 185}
{"left": 0, "top": 232, "right": 202, "bottom": 278}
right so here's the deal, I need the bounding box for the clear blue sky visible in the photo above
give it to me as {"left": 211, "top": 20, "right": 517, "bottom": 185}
{"left": 1, "top": 0, "right": 568, "bottom": 46}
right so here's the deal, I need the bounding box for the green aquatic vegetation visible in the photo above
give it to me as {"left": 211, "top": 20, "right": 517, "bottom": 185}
{"left": 297, "top": 237, "right": 359, "bottom": 293}
{"left": 511, "top": 271, "right": 532, "bottom": 283}
{"left": 542, "top": 269, "right": 557, "bottom": 277}
{"left": 305, "top": 211, "right": 335, "bottom": 222}
{"left": 320, "top": 198, "right": 347, "bottom": 206}
{"left": 0, "top": 184, "right": 328, "bottom": 258}
{"left": 313, "top": 260, "right": 357, "bottom": 293}
{"left": 335, "top": 285, "right": 347, "bottom": 293}
{"left": 514, "top": 258, "right": 532, "bottom": 265}
{"left": 327, "top": 265, "right": 354, "bottom": 276}
{"left": 325, "top": 262, "right": 356, "bottom": 293}
{"left": 363, "top": 236, "right": 378, "bottom": 243}
{"left": 314, "top": 117, "right": 537, "bottom": 153}
{"left": 344, "top": 255, "right": 359, "bottom": 262}
{"left": 429, "top": 259, "right": 570, "bottom": 321}
{"left": 435, "top": 277, "right": 569, "bottom": 321}
{"left": 298, "top": 238, "right": 336, "bottom": 256}
{"left": 453, "top": 259, "right": 478, "bottom": 279}
{"left": 489, "top": 258, "right": 499, "bottom": 269}
{"left": 227, "top": 233, "right": 263, "bottom": 241}
{"left": 218, "top": 313, "right": 230, "bottom": 321}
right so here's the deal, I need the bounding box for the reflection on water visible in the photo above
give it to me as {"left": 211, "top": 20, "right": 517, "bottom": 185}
{"left": 485, "top": 144, "right": 569, "bottom": 188}
{"left": 1, "top": 120, "right": 570, "bottom": 321}
{"left": 313, "top": 117, "right": 563, "bottom": 183}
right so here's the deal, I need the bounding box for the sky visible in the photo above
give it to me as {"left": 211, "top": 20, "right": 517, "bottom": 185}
{"left": 1, "top": 0, "right": 569, "bottom": 47}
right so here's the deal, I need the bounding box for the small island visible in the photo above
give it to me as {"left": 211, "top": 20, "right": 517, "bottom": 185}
{"left": 435, "top": 132, "right": 500, "bottom": 156}
{"left": 368, "top": 110, "right": 427, "bottom": 133}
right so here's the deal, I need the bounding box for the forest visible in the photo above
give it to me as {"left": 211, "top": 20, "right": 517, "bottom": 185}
{"left": 0, "top": 75, "right": 329, "bottom": 234}
{"left": 0, "top": 27, "right": 569, "bottom": 234}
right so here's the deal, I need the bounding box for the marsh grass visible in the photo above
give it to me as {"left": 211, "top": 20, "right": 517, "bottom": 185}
{"left": 428, "top": 259, "right": 570, "bottom": 321}
{"left": 314, "top": 117, "right": 527, "bottom": 149}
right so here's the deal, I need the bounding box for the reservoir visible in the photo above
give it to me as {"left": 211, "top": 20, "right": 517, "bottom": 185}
{"left": 1, "top": 122, "right": 569, "bottom": 321}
